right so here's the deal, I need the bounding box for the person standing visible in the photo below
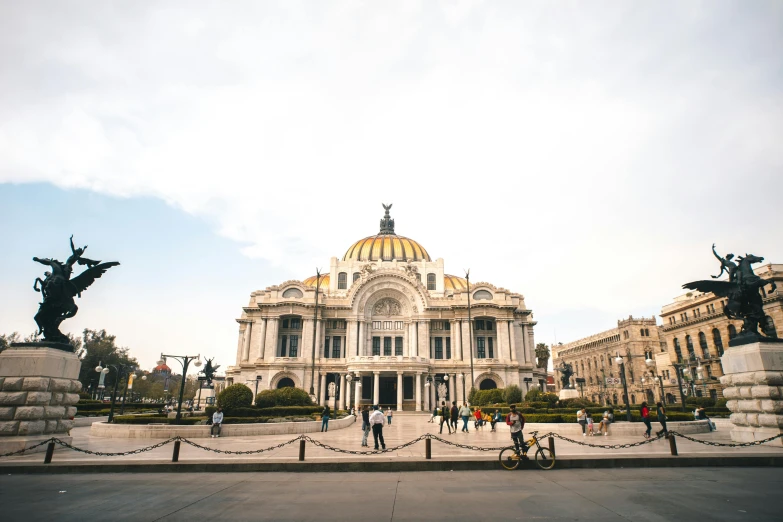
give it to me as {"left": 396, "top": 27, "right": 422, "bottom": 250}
{"left": 450, "top": 401, "right": 459, "bottom": 433}
{"left": 505, "top": 404, "right": 527, "bottom": 458}
{"left": 439, "top": 401, "right": 452, "bottom": 434}
{"left": 369, "top": 405, "right": 386, "bottom": 450}
{"left": 586, "top": 413, "right": 595, "bottom": 436}
{"left": 211, "top": 407, "right": 223, "bottom": 438}
{"left": 577, "top": 408, "right": 587, "bottom": 436}
{"left": 321, "top": 405, "right": 331, "bottom": 432}
{"left": 491, "top": 409, "right": 502, "bottom": 432}
{"left": 361, "top": 405, "right": 371, "bottom": 447}
{"left": 474, "top": 407, "right": 482, "bottom": 429}
{"left": 386, "top": 407, "right": 393, "bottom": 425}
{"left": 641, "top": 402, "right": 652, "bottom": 439}
{"left": 459, "top": 402, "right": 471, "bottom": 432}
{"left": 655, "top": 402, "right": 668, "bottom": 438}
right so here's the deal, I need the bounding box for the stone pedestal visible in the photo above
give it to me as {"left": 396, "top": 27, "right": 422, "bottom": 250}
{"left": 559, "top": 388, "right": 580, "bottom": 400}
{"left": 720, "top": 341, "right": 783, "bottom": 446}
{"left": 0, "top": 345, "right": 82, "bottom": 454}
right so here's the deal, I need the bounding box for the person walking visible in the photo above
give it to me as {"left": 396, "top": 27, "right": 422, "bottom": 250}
{"left": 439, "top": 401, "right": 452, "bottom": 434}
{"left": 506, "top": 404, "right": 527, "bottom": 458}
{"left": 386, "top": 407, "right": 393, "bottom": 425}
{"left": 474, "top": 407, "right": 482, "bottom": 429}
{"left": 450, "top": 401, "right": 459, "bottom": 433}
{"left": 641, "top": 402, "right": 652, "bottom": 439}
{"left": 459, "top": 402, "right": 471, "bottom": 432}
{"left": 491, "top": 409, "right": 502, "bottom": 432}
{"left": 321, "top": 404, "right": 331, "bottom": 432}
{"left": 429, "top": 406, "right": 437, "bottom": 423}
{"left": 577, "top": 408, "right": 587, "bottom": 436}
{"left": 210, "top": 407, "right": 223, "bottom": 438}
{"left": 360, "top": 405, "right": 371, "bottom": 447}
{"left": 655, "top": 402, "right": 668, "bottom": 438}
{"left": 369, "top": 405, "right": 386, "bottom": 450}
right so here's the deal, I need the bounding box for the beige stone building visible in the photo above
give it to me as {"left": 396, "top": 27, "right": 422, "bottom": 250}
{"left": 225, "top": 205, "right": 546, "bottom": 410}
{"left": 552, "top": 317, "right": 663, "bottom": 406}
{"left": 658, "top": 263, "right": 783, "bottom": 401}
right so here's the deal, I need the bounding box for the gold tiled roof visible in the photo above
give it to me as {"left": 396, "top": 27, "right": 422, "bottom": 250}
{"left": 444, "top": 274, "right": 468, "bottom": 291}
{"left": 302, "top": 274, "right": 330, "bottom": 288}
{"left": 343, "top": 235, "right": 431, "bottom": 262}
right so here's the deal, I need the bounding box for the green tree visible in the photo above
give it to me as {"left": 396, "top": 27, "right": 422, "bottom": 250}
{"left": 504, "top": 384, "right": 523, "bottom": 404}
{"left": 76, "top": 329, "right": 137, "bottom": 392}
{"left": 535, "top": 343, "right": 551, "bottom": 369}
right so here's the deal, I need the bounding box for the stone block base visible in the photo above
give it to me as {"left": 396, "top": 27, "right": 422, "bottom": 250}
{"left": 559, "top": 389, "right": 580, "bottom": 400}
{"left": 0, "top": 434, "right": 72, "bottom": 455}
{"left": 728, "top": 426, "right": 783, "bottom": 447}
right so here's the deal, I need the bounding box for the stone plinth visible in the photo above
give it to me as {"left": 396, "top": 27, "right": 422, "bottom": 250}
{"left": 559, "top": 388, "right": 580, "bottom": 400}
{"left": 720, "top": 341, "right": 783, "bottom": 446}
{"left": 0, "top": 345, "right": 82, "bottom": 454}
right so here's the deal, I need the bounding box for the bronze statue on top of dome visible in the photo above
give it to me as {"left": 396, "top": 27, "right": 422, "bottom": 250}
{"left": 379, "top": 203, "right": 395, "bottom": 234}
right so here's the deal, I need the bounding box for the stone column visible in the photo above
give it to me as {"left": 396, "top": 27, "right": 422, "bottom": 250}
{"left": 397, "top": 372, "right": 403, "bottom": 411}
{"left": 410, "top": 322, "right": 418, "bottom": 357}
{"left": 462, "top": 321, "right": 472, "bottom": 360}
{"left": 430, "top": 377, "right": 436, "bottom": 408}
{"left": 457, "top": 373, "right": 464, "bottom": 404}
{"left": 344, "top": 376, "right": 351, "bottom": 411}
{"left": 415, "top": 372, "right": 422, "bottom": 411}
{"left": 354, "top": 374, "right": 362, "bottom": 410}
{"left": 520, "top": 324, "right": 528, "bottom": 364}
{"left": 241, "top": 321, "right": 252, "bottom": 362}
{"left": 419, "top": 321, "right": 429, "bottom": 359}
{"left": 455, "top": 320, "right": 463, "bottom": 360}
{"left": 508, "top": 320, "right": 516, "bottom": 362}
{"left": 301, "top": 318, "right": 314, "bottom": 361}
{"left": 721, "top": 341, "right": 783, "bottom": 445}
{"left": 424, "top": 379, "right": 430, "bottom": 411}
{"left": 373, "top": 371, "right": 380, "bottom": 406}
{"left": 339, "top": 373, "right": 346, "bottom": 410}
{"left": 319, "top": 373, "right": 327, "bottom": 406}
{"left": 448, "top": 374, "right": 455, "bottom": 403}
{"left": 346, "top": 320, "right": 357, "bottom": 359}
{"left": 497, "top": 320, "right": 509, "bottom": 361}
{"left": 265, "top": 318, "right": 279, "bottom": 361}
{"left": 257, "top": 319, "right": 267, "bottom": 360}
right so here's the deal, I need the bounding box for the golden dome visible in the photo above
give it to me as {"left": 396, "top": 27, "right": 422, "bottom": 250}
{"left": 444, "top": 274, "right": 468, "bottom": 291}
{"left": 303, "top": 274, "right": 330, "bottom": 288}
{"left": 343, "top": 203, "right": 431, "bottom": 262}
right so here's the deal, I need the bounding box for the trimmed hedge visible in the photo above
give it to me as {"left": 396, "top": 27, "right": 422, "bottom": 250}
{"left": 205, "top": 405, "right": 322, "bottom": 418}
{"left": 255, "top": 387, "right": 313, "bottom": 408}
{"left": 113, "top": 415, "right": 206, "bottom": 425}
{"left": 685, "top": 397, "right": 716, "bottom": 407}
{"left": 76, "top": 402, "right": 154, "bottom": 411}
{"left": 217, "top": 384, "right": 253, "bottom": 410}
{"left": 471, "top": 389, "right": 505, "bottom": 406}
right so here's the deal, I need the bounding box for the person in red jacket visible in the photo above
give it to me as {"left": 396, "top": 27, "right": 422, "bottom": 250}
{"left": 474, "top": 407, "right": 482, "bottom": 429}
{"left": 641, "top": 402, "right": 652, "bottom": 439}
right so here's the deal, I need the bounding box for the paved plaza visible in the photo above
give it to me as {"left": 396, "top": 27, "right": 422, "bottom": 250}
{"left": 1, "top": 468, "right": 782, "bottom": 521}
{"left": 1, "top": 415, "right": 782, "bottom": 465}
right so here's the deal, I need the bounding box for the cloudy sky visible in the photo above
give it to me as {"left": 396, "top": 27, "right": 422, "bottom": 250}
{"left": 1, "top": 1, "right": 781, "bottom": 373}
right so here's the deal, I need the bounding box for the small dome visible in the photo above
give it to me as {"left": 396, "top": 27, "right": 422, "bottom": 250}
{"left": 343, "top": 204, "right": 431, "bottom": 262}
{"left": 444, "top": 274, "right": 468, "bottom": 291}
{"left": 153, "top": 363, "right": 171, "bottom": 373}
{"left": 303, "top": 274, "right": 330, "bottom": 288}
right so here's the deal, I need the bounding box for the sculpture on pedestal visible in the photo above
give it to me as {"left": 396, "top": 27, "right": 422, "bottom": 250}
{"left": 683, "top": 244, "right": 780, "bottom": 347}
{"left": 201, "top": 358, "right": 220, "bottom": 386}
{"left": 437, "top": 382, "right": 447, "bottom": 403}
{"left": 28, "top": 236, "right": 119, "bottom": 349}
{"left": 556, "top": 361, "right": 573, "bottom": 389}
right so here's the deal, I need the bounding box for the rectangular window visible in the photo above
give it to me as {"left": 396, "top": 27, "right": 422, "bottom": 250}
{"left": 395, "top": 321, "right": 403, "bottom": 330}
{"left": 282, "top": 319, "right": 289, "bottom": 329}
{"left": 290, "top": 318, "right": 301, "bottom": 329}
{"left": 475, "top": 320, "right": 485, "bottom": 331}
{"left": 445, "top": 337, "right": 451, "bottom": 359}
{"left": 488, "top": 337, "right": 494, "bottom": 358}
{"left": 324, "top": 336, "right": 330, "bottom": 358}
{"left": 486, "top": 321, "right": 494, "bottom": 331}
{"left": 445, "top": 322, "right": 451, "bottom": 331}
{"left": 383, "top": 337, "right": 392, "bottom": 356}
{"left": 372, "top": 337, "right": 380, "bottom": 356}
{"left": 404, "top": 376, "right": 414, "bottom": 400}
{"left": 477, "top": 337, "right": 486, "bottom": 358}
{"left": 332, "top": 337, "right": 341, "bottom": 358}
{"left": 383, "top": 321, "right": 392, "bottom": 330}
{"left": 434, "top": 337, "right": 443, "bottom": 359}
{"left": 289, "top": 335, "right": 298, "bottom": 357}
{"left": 362, "top": 376, "right": 372, "bottom": 399}
{"left": 395, "top": 336, "right": 403, "bottom": 356}
{"left": 280, "top": 335, "right": 288, "bottom": 357}
{"left": 372, "top": 321, "right": 381, "bottom": 330}
{"left": 338, "top": 272, "right": 347, "bottom": 289}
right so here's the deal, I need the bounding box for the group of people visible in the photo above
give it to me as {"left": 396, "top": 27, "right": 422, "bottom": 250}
{"left": 576, "top": 407, "right": 614, "bottom": 436}
{"left": 359, "top": 405, "right": 390, "bottom": 450}
{"left": 429, "top": 401, "right": 505, "bottom": 434}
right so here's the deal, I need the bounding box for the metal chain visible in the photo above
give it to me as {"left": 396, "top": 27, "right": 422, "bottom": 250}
{"left": 669, "top": 431, "right": 783, "bottom": 448}
{"left": 0, "top": 438, "right": 55, "bottom": 458}
{"left": 302, "top": 434, "right": 429, "bottom": 455}
{"left": 51, "top": 437, "right": 178, "bottom": 456}
{"left": 547, "top": 432, "right": 663, "bottom": 449}
{"left": 179, "top": 435, "right": 305, "bottom": 455}
{"left": 427, "top": 434, "right": 509, "bottom": 452}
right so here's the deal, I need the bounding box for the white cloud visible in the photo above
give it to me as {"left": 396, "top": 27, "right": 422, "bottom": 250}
{"left": 1, "top": 1, "right": 782, "bottom": 344}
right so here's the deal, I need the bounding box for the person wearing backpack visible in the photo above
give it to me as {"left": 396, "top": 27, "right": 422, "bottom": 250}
{"left": 439, "top": 401, "right": 452, "bottom": 434}
{"left": 505, "top": 404, "right": 527, "bottom": 457}
{"left": 641, "top": 402, "right": 652, "bottom": 439}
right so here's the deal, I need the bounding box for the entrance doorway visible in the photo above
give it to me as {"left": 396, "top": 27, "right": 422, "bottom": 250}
{"left": 379, "top": 376, "right": 396, "bottom": 406}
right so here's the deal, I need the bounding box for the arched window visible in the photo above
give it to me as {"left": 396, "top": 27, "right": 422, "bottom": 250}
{"left": 712, "top": 328, "right": 724, "bottom": 356}
{"left": 673, "top": 338, "right": 683, "bottom": 362}
{"left": 685, "top": 335, "right": 695, "bottom": 358}
{"left": 612, "top": 393, "right": 618, "bottom": 405}
{"left": 728, "top": 324, "right": 737, "bottom": 340}
{"left": 353, "top": 272, "right": 360, "bottom": 282}
{"left": 277, "top": 377, "right": 295, "bottom": 389}
{"left": 473, "top": 290, "right": 493, "bottom": 300}
{"left": 427, "top": 273, "right": 436, "bottom": 291}
{"left": 338, "top": 272, "right": 347, "bottom": 290}
{"left": 698, "top": 332, "right": 710, "bottom": 357}
{"left": 479, "top": 378, "right": 497, "bottom": 390}
{"left": 282, "top": 288, "right": 303, "bottom": 298}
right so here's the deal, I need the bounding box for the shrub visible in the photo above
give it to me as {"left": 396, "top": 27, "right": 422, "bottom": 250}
{"left": 472, "top": 389, "right": 505, "bottom": 406}
{"left": 524, "top": 389, "right": 558, "bottom": 406}
{"left": 467, "top": 387, "right": 478, "bottom": 405}
{"left": 205, "top": 405, "right": 321, "bottom": 418}
{"left": 558, "top": 398, "right": 601, "bottom": 409}
{"left": 254, "top": 387, "right": 313, "bottom": 407}
{"left": 113, "top": 415, "right": 206, "bottom": 425}
{"left": 255, "top": 390, "right": 276, "bottom": 408}
{"left": 504, "top": 385, "right": 523, "bottom": 405}
{"left": 218, "top": 384, "right": 253, "bottom": 410}
{"left": 715, "top": 398, "right": 728, "bottom": 408}
{"left": 685, "top": 397, "right": 715, "bottom": 407}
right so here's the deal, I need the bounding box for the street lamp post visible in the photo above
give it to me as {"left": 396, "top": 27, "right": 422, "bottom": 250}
{"left": 575, "top": 377, "right": 585, "bottom": 398}
{"left": 254, "top": 375, "right": 263, "bottom": 397}
{"left": 159, "top": 353, "right": 202, "bottom": 424}
{"left": 96, "top": 363, "right": 135, "bottom": 423}
{"left": 309, "top": 268, "right": 322, "bottom": 396}
{"left": 346, "top": 374, "right": 353, "bottom": 411}
{"left": 459, "top": 373, "right": 466, "bottom": 403}
{"left": 614, "top": 352, "right": 656, "bottom": 422}
{"left": 465, "top": 269, "right": 475, "bottom": 399}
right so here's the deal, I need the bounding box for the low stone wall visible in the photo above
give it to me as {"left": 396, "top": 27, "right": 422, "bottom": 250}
{"left": 90, "top": 415, "right": 356, "bottom": 439}
{"left": 74, "top": 416, "right": 108, "bottom": 427}
{"left": 522, "top": 420, "right": 711, "bottom": 436}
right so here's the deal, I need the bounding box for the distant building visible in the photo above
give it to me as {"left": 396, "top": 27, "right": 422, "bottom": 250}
{"left": 658, "top": 263, "right": 783, "bottom": 401}
{"left": 552, "top": 317, "right": 662, "bottom": 406}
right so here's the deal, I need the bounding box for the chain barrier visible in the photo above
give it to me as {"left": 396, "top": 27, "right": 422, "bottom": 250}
{"left": 302, "top": 434, "right": 430, "bottom": 455}
{"left": 179, "top": 435, "right": 305, "bottom": 455}
{"left": 52, "top": 437, "right": 178, "bottom": 456}
{"left": 547, "top": 432, "right": 664, "bottom": 449}
{"left": 0, "top": 438, "right": 55, "bottom": 458}
{"left": 427, "top": 434, "right": 509, "bottom": 452}
{"left": 669, "top": 431, "right": 783, "bottom": 448}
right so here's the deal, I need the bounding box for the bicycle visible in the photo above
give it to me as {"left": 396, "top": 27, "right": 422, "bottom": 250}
{"left": 499, "top": 431, "right": 555, "bottom": 470}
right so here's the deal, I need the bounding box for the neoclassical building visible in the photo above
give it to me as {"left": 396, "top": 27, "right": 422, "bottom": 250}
{"left": 225, "top": 205, "right": 544, "bottom": 411}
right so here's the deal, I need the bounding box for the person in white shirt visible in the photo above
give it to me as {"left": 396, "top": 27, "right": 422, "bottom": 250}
{"left": 386, "top": 407, "right": 393, "bottom": 425}
{"left": 369, "top": 405, "right": 386, "bottom": 450}
{"left": 211, "top": 407, "right": 224, "bottom": 438}
{"left": 577, "top": 408, "right": 587, "bottom": 436}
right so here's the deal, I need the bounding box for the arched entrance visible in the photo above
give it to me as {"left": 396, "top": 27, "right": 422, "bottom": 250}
{"left": 479, "top": 379, "right": 497, "bottom": 390}
{"left": 277, "top": 377, "right": 295, "bottom": 389}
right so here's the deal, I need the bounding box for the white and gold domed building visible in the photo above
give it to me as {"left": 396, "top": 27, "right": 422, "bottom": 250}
{"left": 226, "top": 205, "right": 544, "bottom": 410}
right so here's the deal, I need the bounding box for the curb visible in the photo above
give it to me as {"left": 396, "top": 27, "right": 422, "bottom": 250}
{"left": 1, "top": 455, "right": 782, "bottom": 473}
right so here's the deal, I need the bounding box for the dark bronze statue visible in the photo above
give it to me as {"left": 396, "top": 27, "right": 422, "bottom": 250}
{"left": 30, "top": 236, "right": 119, "bottom": 348}
{"left": 556, "top": 361, "right": 574, "bottom": 389}
{"left": 201, "top": 358, "right": 220, "bottom": 385}
{"left": 683, "top": 245, "right": 780, "bottom": 347}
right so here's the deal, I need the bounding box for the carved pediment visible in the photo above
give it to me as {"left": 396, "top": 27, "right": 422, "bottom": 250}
{"left": 373, "top": 297, "right": 402, "bottom": 316}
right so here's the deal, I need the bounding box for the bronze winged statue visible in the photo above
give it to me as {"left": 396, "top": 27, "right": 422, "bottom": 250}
{"left": 31, "top": 236, "right": 119, "bottom": 347}
{"left": 201, "top": 358, "right": 220, "bottom": 385}
{"left": 683, "top": 245, "right": 780, "bottom": 347}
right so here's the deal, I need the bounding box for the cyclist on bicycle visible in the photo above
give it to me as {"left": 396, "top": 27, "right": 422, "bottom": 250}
{"left": 506, "top": 404, "right": 527, "bottom": 458}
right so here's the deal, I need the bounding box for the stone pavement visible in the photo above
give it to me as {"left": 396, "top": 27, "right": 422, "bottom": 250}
{"left": 1, "top": 415, "right": 782, "bottom": 465}
{"left": 1, "top": 468, "right": 782, "bottom": 521}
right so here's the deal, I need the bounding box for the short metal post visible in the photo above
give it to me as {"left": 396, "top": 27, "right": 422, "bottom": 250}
{"left": 172, "top": 440, "right": 181, "bottom": 462}
{"left": 668, "top": 435, "right": 678, "bottom": 456}
{"left": 43, "top": 441, "right": 55, "bottom": 464}
{"left": 299, "top": 439, "right": 306, "bottom": 461}
{"left": 548, "top": 436, "right": 556, "bottom": 457}
{"left": 425, "top": 437, "right": 432, "bottom": 459}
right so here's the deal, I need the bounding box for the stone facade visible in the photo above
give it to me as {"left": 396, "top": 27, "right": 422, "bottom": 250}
{"left": 659, "top": 263, "right": 783, "bottom": 401}
{"left": 552, "top": 317, "right": 662, "bottom": 406}
{"left": 225, "top": 206, "right": 544, "bottom": 410}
